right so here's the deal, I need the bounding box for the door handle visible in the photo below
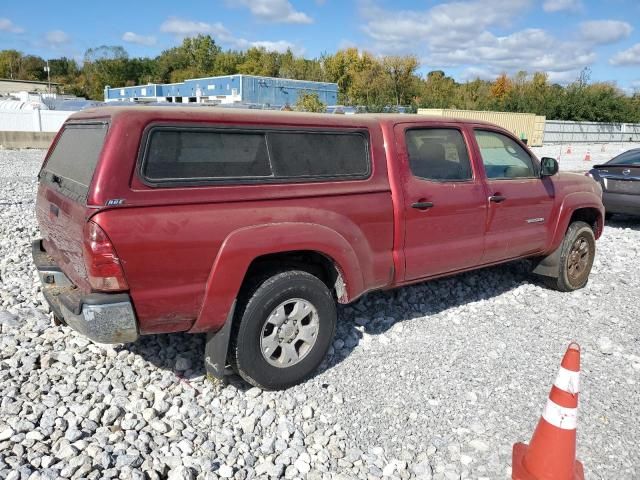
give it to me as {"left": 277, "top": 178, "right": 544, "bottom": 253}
{"left": 412, "top": 201, "right": 434, "bottom": 210}
{"left": 489, "top": 195, "right": 506, "bottom": 203}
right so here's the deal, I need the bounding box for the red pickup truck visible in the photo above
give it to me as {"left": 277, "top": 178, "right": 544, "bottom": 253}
{"left": 33, "top": 107, "right": 604, "bottom": 389}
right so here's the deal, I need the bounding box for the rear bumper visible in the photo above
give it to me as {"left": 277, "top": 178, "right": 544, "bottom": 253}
{"left": 32, "top": 239, "right": 139, "bottom": 343}
{"left": 603, "top": 192, "right": 640, "bottom": 216}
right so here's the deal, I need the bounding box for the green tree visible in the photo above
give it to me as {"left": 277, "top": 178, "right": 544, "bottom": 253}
{"left": 321, "top": 48, "right": 362, "bottom": 103}
{"left": 382, "top": 55, "right": 420, "bottom": 106}
{"left": 18, "top": 55, "right": 47, "bottom": 80}
{"left": 237, "top": 47, "right": 280, "bottom": 76}
{"left": 82, "top": 46, "right": 131, "bottom": 99}
{"left": 279, "top": 49, "right": 323, "bottom": 81}
{"left": 295, "top": 91, "right": 326, "bottom": 112}
{"left": 0, "top": 50, "right": 23, "bottom": 79}
{"left": 213, "top": 50, "right": 244, "bottom": 75}
{"left": 156, "top": 35, "right": 220, "bottom": 83}
{"left": 418, "top": 71, "right": 458, "bottom": 108}
{"left": 49, "top": 57, "right": 79, "bottom": 79}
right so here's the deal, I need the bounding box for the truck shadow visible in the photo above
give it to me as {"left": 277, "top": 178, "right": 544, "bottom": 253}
{"left": 121, "top": 259, "right": 537, "bottom": 390}
{"left": 319, "top": 260, "right": 534, "bottom": 374}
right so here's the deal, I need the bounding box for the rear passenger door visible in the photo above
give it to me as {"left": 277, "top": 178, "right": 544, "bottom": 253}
{"left": 395, "top": 124, "right": 487, "bottom": 281}
{"left": 472, "top": 128, "right": 555, "bottom": 262}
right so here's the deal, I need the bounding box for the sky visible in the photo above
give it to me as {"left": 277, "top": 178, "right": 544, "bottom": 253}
{"left": 1, "top": 0, "right": 640, "bottom": 91}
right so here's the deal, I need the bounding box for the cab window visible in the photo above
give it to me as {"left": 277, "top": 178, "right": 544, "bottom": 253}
{"left": 474, "top": 130, "right": 536, "bottom": 179}
{"left": 405, "top": 128, "right": 472, "bottom": 181}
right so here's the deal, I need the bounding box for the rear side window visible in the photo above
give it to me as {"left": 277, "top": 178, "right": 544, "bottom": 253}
{"left": 42, "top": 123, "right": 108, "bottom": 196}
{"left": 268, "top": 132, "right": 369, "bottom": 178}
{"left": 142, "top": 127, "right": 370, "bottom": 184}
{"left": 143, "top": 130, "right": 271, "bottom": 180}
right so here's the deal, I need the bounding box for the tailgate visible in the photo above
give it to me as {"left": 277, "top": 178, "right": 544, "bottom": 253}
{"left": 35, "top": 122, "right": 108, "bottom": 291}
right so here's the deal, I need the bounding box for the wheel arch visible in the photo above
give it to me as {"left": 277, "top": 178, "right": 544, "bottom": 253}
{"left": 241, "top": 250, "right": 348, "bottom": 303}
{"left": 549, "top": 193, "right": 604, "bottom": 252}
{"left": 189, "top": 222, "right": 365, "bottom": 334}
{"left": 534, "top": 202, "right": 602, "bottom": 279}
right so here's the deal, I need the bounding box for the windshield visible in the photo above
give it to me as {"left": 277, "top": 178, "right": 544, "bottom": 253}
{"left": 607, "top": 149, "right": 640, "bottom": 166}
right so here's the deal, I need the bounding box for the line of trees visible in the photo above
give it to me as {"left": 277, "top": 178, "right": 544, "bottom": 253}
{"left": 1, "top": 35, "right": 639, "bottom": 122}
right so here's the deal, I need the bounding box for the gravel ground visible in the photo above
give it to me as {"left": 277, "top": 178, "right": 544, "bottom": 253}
{"left": 1, "top": 149, "right": 639, "bottom": 480}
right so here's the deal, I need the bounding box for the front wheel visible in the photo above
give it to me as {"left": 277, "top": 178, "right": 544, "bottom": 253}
{"left": 230, "top": 270, "right": 337, "bottom": 390}
{"left": 544, "top": 221, "right": 596, "bottom": 292}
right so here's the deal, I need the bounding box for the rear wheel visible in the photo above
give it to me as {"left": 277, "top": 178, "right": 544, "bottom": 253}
{"left": 544, "top": 221, "right": 596, "bottom": 292}
{"left": 230, "top": 270, "right": 336, "bottom": 390}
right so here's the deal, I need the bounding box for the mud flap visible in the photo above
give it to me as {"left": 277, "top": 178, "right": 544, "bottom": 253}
{"left": 532, "top": 246, "right": 561, "bottom": 278}
{"left": 204, "top": 300, "right": 236, "bottom": 380}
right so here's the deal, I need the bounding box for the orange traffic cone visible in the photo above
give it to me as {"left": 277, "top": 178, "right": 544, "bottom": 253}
{"left": 584, "top": 151, "right": 591, "bottom": 162}
{"left": 512, "top": 343, "right": 584, "bottom": 480}
{"left": 566, "top": 145, "right": 572, "bottom": 154}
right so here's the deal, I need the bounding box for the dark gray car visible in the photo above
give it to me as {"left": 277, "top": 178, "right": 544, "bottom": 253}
{"left": 588, "top": 148, "right": 640, "bottom": 218}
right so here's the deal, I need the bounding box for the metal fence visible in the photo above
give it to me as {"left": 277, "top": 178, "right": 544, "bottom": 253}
{"left": 543, "top": 120, "right": 640, "bottom": 144}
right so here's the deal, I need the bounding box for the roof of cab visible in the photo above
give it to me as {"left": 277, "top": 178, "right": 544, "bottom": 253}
{"left": 68, "top": 106, "right": 498, "bottom": 129}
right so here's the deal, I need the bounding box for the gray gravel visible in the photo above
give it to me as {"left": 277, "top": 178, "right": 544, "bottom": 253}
{"left": 1, "top": 148, "right": 639, "bottom": 479}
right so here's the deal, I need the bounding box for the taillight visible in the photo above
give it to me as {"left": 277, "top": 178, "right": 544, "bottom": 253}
{"left": 83, "top": 221, "right": 129, "bottom": 291}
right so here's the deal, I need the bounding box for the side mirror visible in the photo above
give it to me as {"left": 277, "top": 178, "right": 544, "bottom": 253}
{"left": 540, "top": 157, "right": 559, "bottom": 177}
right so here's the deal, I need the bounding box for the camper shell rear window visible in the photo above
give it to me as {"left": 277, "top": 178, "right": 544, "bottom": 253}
{"left": 140, "top": 126, "right": 371, "bottom": 185}
{"left": 40, "top": 122, "right": 108, "bottom": 200}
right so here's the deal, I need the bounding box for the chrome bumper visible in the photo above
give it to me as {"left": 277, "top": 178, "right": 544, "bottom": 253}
{"left": 32, "top": 240, "right": 139, "bottom": 344}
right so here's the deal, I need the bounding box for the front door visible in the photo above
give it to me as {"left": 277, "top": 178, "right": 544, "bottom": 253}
{"left": 472, "top": 128, "right": 555, "bottom": 263}
{"left": 396, "top": 125, "right": 487, "bottom": 281}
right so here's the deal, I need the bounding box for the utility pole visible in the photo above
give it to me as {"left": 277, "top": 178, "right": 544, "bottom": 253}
{"left": 44, "top": 60, "right": 51, "bottom": 94}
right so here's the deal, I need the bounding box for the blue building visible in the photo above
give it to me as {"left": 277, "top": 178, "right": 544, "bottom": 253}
{"left": 104, "top": 75, "right": 338, "bottom": 108}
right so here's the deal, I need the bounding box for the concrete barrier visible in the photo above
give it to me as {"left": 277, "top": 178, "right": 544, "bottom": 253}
{"left": 0, "top": 131, "right": 56, "bottom": 149}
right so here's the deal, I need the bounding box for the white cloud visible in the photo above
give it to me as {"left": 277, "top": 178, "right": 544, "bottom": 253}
{"left": 360, "top": 0, "right": 595, "bottom": 79}
{"left": 579, "top": 20, "right": 632, "bottom": 45}
{"left": 160, "top": 17, "right": 299, "bottom": 53}
{"left": 546, "top": 70, "right": 582, "bottom": 84}
{"left": 233, "top": 0, "right": 313, "bottom": 24}
{"left": 362, "top": 0, "right": 532, "bottom": 50}
{"left": 0, "top": 18, "right": 24, "bottom": 34}
{"left": 542, "top": 0, "right": 582, "bottom": 12}
{"left": 45, "top": 30, "right": 70, "bottom": 45}
{"left": 122, "top": 31, "right": 157, "bottom": 46}
{"left": 250, "top": 40, "right": 297, "bottom": 53}
{"left": 610, "top": 43, "right": 640, "bottom": 66}
{"left": 160, "top": 17, "right": 231, "bottom": 38}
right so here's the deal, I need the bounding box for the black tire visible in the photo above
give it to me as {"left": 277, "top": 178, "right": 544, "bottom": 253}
{"left": 544, "top": 221, "right": 596, "bottom": 292}
{"left": 230, "top": 270, "right": 336, "bottom": 390}
{"left": 605, "top": 212, "right": 614, "bottom": 221}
